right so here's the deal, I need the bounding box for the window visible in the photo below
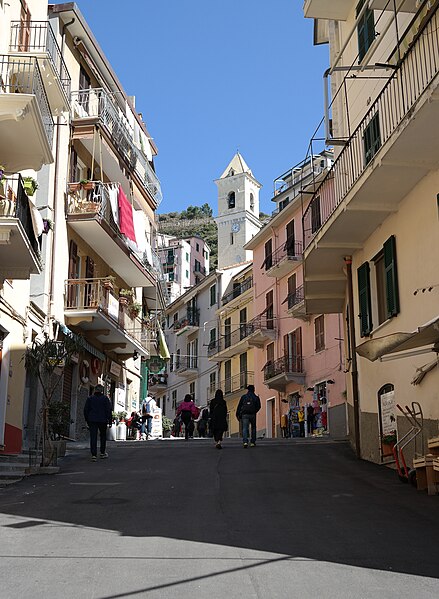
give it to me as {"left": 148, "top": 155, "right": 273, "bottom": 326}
{"left": 228, "top": 192, "right": 236, "bottom": 209}
{"left": 224, "top": 360, "right": 232, "bottom": 393}
{"left": 168, "top": 272, "right": 174, "bottom": 282}
{"left": 173, "top": 312, "right": 178, "bottom": 323}
{"left": 185, "top": 270, "right": 189, "bottom": 279}
{"left": 18, "top": 1, "right": 31, "bottom": 52}
{"left": 315, "top": 315, "right": 325, "bottom": 352}
{"left": 373, "top": 235, "right": 400, "bottom": 322}
{"left": 230, "top": 233, "right": 234, "bottom": 245}
{"left": 265, "top": 290, "right": 274, "bottom": 329}
{"left": 357, "top": 0, "right": 375, "bottom": 62}
{"left": 311, "top": 196, "right": 321, "bottom": 234}
{"left": 209, "top": 328, "right": 216, "bottom": 349}
{"left": 265, "top": 342, "right": 275, "bottom": 378}
{"left": 239, "top": 308, "right": 247, "bottom": 340}
{"left": 279, "top": 197, "right": 289, "bottom": 212}
{"left": 209, "top": 372, "right": 216, "bottom": 395}
{"left": 263, "top": 239, "right": 273, "bottom": 270}
{"left": 210, "top": 284, "right": 217, "bottom": 306}
{"left": 189, "top": 382, "right": 196, "bottom": 399}
{"left": 172, "top": 390, "right": 177, "bottom": 410}
{"left": 250, "top": 192, "right": 255, "bottom": 211}
{"left": 196, "top": 243, "right": 200, "bottom": 252}
{"left": 176, "top": 349, "right": 181, "bottom": 369}
{"left": 358, "top": 262, "right": 373, "bottom": 337}
{"left": 185, "top": 252, "right": 189, "bottom": 262}
{"left": 224, "top": 318, "right": 231, "bottom": 348}
{"left": 285, "top": 219, "right": 295, "bottom": 256}
{"left": 364, "top": 112, "right": 381, "bottom": 165}
{"left": 170, "top": 353, "right": 174, "bottom": 372}
{"left": 194, "top": 259, "right": 201, "bottom": 272}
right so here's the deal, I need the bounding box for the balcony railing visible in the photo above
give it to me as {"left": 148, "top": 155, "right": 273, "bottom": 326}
{"left": 0, "top": 174, "right": 41, "bottom": 258}
{"left": 208, "top": 314, "right": 274, "bottom": 356}
{"left": 263, "top": 356, "right": 303, "bottom": 382}
{"left": 193, "top": 262, "right": 206, "bottom": 275}
{"left": 0, "top": 55, "right": 54, "bottom": 146}
{"left": 222, "top": 276, "right": 253, "bottom": 305}
{"left": 286, "top": 286, "right": 304, "bottom": 310}
{"left": 66, "top": 181, "right": 155, "bottom": 275}
{"left": 64, "top": 278, "right": 149, "bottom": 349}
{"left": 176, "top": 356, "right": 198, "bottom": 371}
{"left": 70, "top": 88, "right": 162, "bottom": 205}
{"left": 268, "top": 241, "right": 303, "bottom": 269}
{"left": 148, "top": 373, "right": 167, "bottom": 387}
{"left": 174, "top": 307, "right": 200, "bottom": 331}
{"left": 10, "top": 21, "right": 71, "bottom": 97}
{"left": 303, "top": 5, "right": 439, "bottom": 248}
{"left": 206, "top": 372, "right": 254, "bottom": 401}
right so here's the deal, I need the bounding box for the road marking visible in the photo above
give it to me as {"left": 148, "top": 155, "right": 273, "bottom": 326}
{"left": 69, "top": 482, "right": 121, "bottom": 486}
{"left": 57, "top": 471, "right": 85, "bottom": 476}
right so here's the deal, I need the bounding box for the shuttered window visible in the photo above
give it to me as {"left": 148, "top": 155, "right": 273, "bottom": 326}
{"left": 357, "top": 0, "right": 375, "bottom": 62}
{"left": 315, "top": 315, "right": 325, "bottom": 352}
{"left": 384, "top": 235, "right": 400, "bottom": 318}
{"left": 364, "top": 112, "right": 381, "bottom": 165}
{"left": 357, "top": 262, "right": 373, "bottom": 337}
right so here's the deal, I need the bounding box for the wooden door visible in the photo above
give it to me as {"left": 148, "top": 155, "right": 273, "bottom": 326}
{"left": 266, "top": 290, "right": 274, "bottom": 329}
{"left": 286, "top": 219, "right": 295, "bottom": 256}
{"left": 239, "top": 352, "right": 247, "bottom": 388}
{"left": 291, "top": 327, "right": 302, "bottom": 372}
{"left": 19, "top": 1, "right": 31, "bottom": 51}
{"left": 85, "top": 256, "right": 95, "bottom": 307}
{"left": 67, "top": 240, "right": 78, "bottom": 307}
{"left": 271, "top": 399, "right": 276, "bottom": 438}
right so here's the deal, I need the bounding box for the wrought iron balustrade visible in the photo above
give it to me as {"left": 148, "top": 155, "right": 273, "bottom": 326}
{"left": 263, "top": 356, "right": 303, "bottom": 382}
{"left": 303, "top": 4, "right": 439, "bottom": 247}
{"left": 286, "top": 285, "right": 304, "bottom": 310}
{"left": 208, "top": 314, "right": 275, "bottom": 356}
{"left": 222, "top": 276, "right": 253, "bottom": 305}
{"left": 268, "top": 240, "right": 303, "bottom": 269}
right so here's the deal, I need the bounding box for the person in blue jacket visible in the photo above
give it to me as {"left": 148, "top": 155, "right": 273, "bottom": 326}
{"left": 84, "top": 384, "right": 112, "bottom": 461}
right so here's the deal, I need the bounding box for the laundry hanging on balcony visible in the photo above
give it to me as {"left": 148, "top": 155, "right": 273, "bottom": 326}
{"left": 117, "top": 185, "right": 137, "bottom": 244}
{"left": 107, "top": 183, "right": 119, "bottom": 227}
{"left": 28, "top": 196, "right": 44, "bottom": 239}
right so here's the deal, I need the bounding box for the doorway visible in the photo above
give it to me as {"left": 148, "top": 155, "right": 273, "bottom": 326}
{"left": 266, "top": 398, "right": 276, "bottom": 438}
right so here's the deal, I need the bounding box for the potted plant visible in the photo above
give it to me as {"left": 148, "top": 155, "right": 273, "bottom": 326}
{"left": 382, "top": 431, "right": 397, "bottom": 457}
{"left": 119, "top": 288, "right": 133, "bottom": 306}
{"left": 23, "top": 176, "right": 38, "bottom": 196}
{"left": 80, "top": 179, "right": 94, "bottom": 191}
{"left": 68, "top": 181, "right": 81, "bottom": 193}
{"left": 129, "top": 300, "right": 142, "bottom": 318}
{"left": 103, "top": 275, "right": 116, "bottom": 291}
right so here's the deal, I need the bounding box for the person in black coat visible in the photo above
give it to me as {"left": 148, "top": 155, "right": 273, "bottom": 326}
{"left": 83, "top": 384, "right": 112, "bottom": 461}
{"left": 209, "top": 389, "right": 228, "bottom": 449}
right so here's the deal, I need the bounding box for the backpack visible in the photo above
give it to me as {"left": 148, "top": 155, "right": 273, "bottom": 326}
{"left": 241, "top": 393, "right": 258, "bottom": 415}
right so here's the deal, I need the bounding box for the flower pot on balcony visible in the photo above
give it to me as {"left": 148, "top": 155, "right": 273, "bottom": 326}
{"left": 23, "top": 177, "right": 38, "bottom": 196}
{"left": 68, "top": 182, "right": 81, "bottom": 193}
{"left": 119, "top": 296, "right": 129, "bottom": 307}
{"left": 80, "top": 180, "right": 94, "bottom": 191}
{"left": 103, "top": 276, "right": 116, "bottom": 291}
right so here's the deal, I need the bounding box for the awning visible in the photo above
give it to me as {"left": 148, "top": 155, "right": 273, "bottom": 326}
{"left": 356, "top": 316, "right": 439, "bottom": 361}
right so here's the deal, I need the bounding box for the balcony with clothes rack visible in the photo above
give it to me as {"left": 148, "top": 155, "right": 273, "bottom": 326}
{"left": 9, "top": 20, "right": 71, "bottom": 113}
{"left": 263, "top": 356, "right": 305, "bottom": 391}
{"left": 265, "top": 241, "right": 303, "bottom": 278}
{"left": 302, "top": 2, "right": 439, "bottom": 314}
{"left": 0, "top": 55, "right": 54, "bottom": 172}
{"left": 0, "top": 174, "right": 42, "bottom": 281}
{"left": 64, "top": 278, "right": 150, "bottom": 359}
{"left": 66, "top": 181, "right": 157, "bottom": 289}
{"left": 222, "top": 276, "right": 253, "bottom": 305}
{"left": 208, "top": 314, "right": 276, "bottom": 361}
{"left": 175, "top": 356, "right": 198, "bottom": 378}
{"left": 173, "top": 307, "right": 200, "bottom": 336}
{"left": 70, "top": 88, "right": 162, "bottom": 206}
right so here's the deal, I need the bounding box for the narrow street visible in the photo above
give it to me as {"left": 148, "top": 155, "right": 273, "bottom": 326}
{"left": 1, "top": 439, "right": 439, "bottom": 599}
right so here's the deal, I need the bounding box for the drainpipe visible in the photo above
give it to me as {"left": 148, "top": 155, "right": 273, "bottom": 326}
{"left": 344, "top": 256, "right": 361, "bottom": 459}
{"left": 48, "top": 17, "right": 75, "bottom": 335}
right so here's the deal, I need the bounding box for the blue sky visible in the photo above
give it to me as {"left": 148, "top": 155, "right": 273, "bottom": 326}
{"left": 77, "top": 1, "right": 329, "bottom": 215}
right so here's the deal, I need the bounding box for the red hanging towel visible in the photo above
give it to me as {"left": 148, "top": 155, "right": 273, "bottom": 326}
{"left": 118, "top": 186, "right": 137, "bottom": 243}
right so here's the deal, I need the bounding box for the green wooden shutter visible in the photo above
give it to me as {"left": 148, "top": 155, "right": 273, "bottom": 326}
{"left": 357, "top": 262, "right": 373, "bottom": 337}
{"left": 384, "top": 236, "right": 400, "bottom": 317}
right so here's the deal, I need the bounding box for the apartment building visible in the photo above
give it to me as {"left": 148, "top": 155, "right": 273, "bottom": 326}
{"left": 303, "top": 1, "right": 439, "bottom": 462}
{"left": 245, "top": 152, "right": 346, "bottom": 438}
{"left": 157, "top": 233, "right": 210, "bottom": 304}
{"left": 0, "top": 1, "right": 165, "bottom": 453}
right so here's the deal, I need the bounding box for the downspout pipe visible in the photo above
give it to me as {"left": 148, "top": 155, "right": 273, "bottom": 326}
{"left": 344, "top": 256, "right": 361, "bottom": 459}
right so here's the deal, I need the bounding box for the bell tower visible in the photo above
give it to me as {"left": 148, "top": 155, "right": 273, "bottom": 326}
{"left": 214, "top": 153, "right": 262, "bottom": 270}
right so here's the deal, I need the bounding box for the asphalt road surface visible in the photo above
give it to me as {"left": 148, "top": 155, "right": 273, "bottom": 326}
{"left": 1, "top": 437, "right": 439, "bottom": 599}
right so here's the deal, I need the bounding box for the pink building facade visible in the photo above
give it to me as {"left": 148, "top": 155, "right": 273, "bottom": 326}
{"left": 245, "top": 155, "right": 347, "bottom": 438}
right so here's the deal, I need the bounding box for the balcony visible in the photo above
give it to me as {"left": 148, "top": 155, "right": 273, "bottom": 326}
{"left": 302, "top": 5, "right": 439, "bottom": 314}
{"left": 66, "top": 181, "right": 157, "bottom": 289}
{"left": 266, "top": 241, "right": 303, "bottom": 278}
{"left": 207, "top": 371, "right": 254, "bottom": 401}
{"left": 208, "top": 314, "right": 276, "bottom": 361}
{"left": 222, "top": 276, "right": 253, "bottom": 305}
{"left": 174, "top": 308, "right": 200, "bottom": 336}
{"left": 148, "top": 373, "right": 168, "bottom": 392}
{"left": 263, "top": 356, "right": 305, "bottom": 391}
{"left": 175, "top": 357, "right": 198, "bottom": 378}
{"left": 286, "top": 286, "right": 308, "bottom": 320}
{"left": 9, "top": 21, "right": 71, "bottom": 113}
{"left": 303, "top": 0, "right": 352, "bottom": 21}
{"left": 0, "top": 175, "right": 41, "bottom": 281}
{"left": 0, "top": 56, "right": 54, "bottom": 172}
{"left": 64, "top": 278, "right": 149, "bottom": 358}
{"left": 193, "top": 262, "right": 206, "bottom": 276}
{"left": 70, "top": 88, "right": 162, "bottom": 206}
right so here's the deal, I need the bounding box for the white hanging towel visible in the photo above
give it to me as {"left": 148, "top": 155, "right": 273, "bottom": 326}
{"left": 28, "top": 196, "right": 44, "bottom": 238}
{"left": 140, "top": 131, "right": 153, "bottom": 162}
{"left": 108, "top": 183, "right": 119, "bottom": 227}
{"left": 133, "top": 210, "right": 147, "bottom": 253}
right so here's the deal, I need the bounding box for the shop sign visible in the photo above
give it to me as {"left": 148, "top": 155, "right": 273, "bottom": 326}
{"left": 150, "top": 406, "right": 163, "bottom": 439}
{"left": 381, "top": 391, "right": 396, "bottom": 435}
{"left": 146, "top": 356, "right": 165, "bottom": 374}
{"left": 110, "top": 360, "right": 121, "bottom": 377}
{"left": 108, "top": 294, "right": 119, "bottom": 321}
{"left": 116, "top": 383, "right": 126, "bottom": 408}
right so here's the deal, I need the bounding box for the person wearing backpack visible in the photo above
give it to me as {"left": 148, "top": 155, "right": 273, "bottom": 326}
{"left": 236, "top": 384, "right": 261, "bottom": 448}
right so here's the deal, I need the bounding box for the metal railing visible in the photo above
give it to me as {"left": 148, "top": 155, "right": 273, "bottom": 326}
{"left": 66, "top": 181, "right": 156, "bottom": 278}
{"left": 286, "top": 285, "right": 304, "bottom": 310}
{"left": 268, "top": 241, "right": 303, "bottom": 269}
{"left": 208, "top": 314, "right": 275, "bottom": 356}
{"left": 303, "top": 4, "right": 439, "bottom": 248}
{"left": 174, "top": 307, "right": 200, "bottom": 331}
{"left": 176, "top": 356, "right": 198, "bottom": 371}
{"left": 0, "top": 174, "right": 41, "bottom": 259}
{"left": 10, "top": 20, "right": 71, "bottom": 97}
{"left": 64, "top": 278, "right": 149, "bottom": 349}
{"left": 193, "top": 262, "right": 206, "bottom": 275}
{"left": 70, "top": 88, "right": 162, "bottom": 205}
{"left": 222, "top": 276, "right": 253, "bottom": 305}
{"left": 0, "top": 55, "right": 54, "bottom": 146}
{"left": 263, "top": 355, "right": 303, "bottom": 382}
{"left": 148, "top": 373, "right": 167, "bottom": 387}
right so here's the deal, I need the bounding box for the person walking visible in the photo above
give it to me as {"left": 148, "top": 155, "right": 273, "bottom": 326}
{"left": 84, "top": 384, "right": 112, "bottom": 461}
{"left": 209, "top": 389, "right": 228, "bottom": 449}
{"left": 176, "top": 394, "right": 200, "bottom": 441}
{"left": 298, "top": 406, "right": 305, "bottom": 437}
{"left": 236, "top": 384, "right": 261, "bottom": 448}
{"left": 307, "top": 404, "right": 314, "bottom": 437}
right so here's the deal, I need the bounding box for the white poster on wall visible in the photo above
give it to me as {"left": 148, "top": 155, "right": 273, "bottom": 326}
{"left": 116, "top": 383, "right": 126, "bottom": 408}
{"left": 150, "top": 406, "right": 163, "bottom": 439}
{"left": 381, "top": 391, "right": 396, "bottom": 435}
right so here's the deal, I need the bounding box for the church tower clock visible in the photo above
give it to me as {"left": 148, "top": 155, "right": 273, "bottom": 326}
{"left": 214, "top": 153, "right": 262, "bottom": 270}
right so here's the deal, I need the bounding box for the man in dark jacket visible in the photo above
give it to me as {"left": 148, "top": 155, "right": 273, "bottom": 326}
{"left": 84, "top": 384, "right": 112, "bottom": 461}
{"left": 236, "top": 384, "right": 261, "bottom": 448}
